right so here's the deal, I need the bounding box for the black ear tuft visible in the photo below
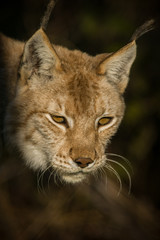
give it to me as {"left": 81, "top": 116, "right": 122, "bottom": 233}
{"left": 130, "top": 19, "right": 155, "bottom": 41}
{"left": 40, "top": 0, "right": 58, "bottom": 31}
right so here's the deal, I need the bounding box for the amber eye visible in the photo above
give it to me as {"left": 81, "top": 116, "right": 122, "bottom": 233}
{"left": 98, "top": 117, "right": 113, "bottom": 126}
{"left": 51, "top": 115, "right": 67, "bottom": 124}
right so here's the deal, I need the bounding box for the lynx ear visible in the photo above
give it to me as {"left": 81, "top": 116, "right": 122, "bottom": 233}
{"left": 97, "top": 19, "right": 155, "bottom": 94}
{"left": 97, "top": 41, "right": 136, "bottom": 94}
{"left": 20, "top": 28, "right": 61, "bottom": 81}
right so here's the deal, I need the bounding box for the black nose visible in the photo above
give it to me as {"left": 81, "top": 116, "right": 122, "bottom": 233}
{"left": 74, "top": 158, "right": 94, "bottom": 168}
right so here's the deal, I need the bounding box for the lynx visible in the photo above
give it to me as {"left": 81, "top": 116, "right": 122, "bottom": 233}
{"left": 0, "top": 1, "right": 154, "bottom": 184}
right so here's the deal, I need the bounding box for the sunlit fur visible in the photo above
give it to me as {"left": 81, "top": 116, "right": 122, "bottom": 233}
{"left": 0, "top": 28, "right": 136, "bottom": 184}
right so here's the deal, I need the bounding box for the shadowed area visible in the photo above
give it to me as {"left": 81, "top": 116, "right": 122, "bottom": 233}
{"left": 0, "top": 0, "right": 160, "bottom": 239}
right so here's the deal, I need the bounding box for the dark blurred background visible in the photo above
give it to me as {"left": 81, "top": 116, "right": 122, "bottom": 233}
{"left": 0, "top": 0, "right": 160, "bottom": 239}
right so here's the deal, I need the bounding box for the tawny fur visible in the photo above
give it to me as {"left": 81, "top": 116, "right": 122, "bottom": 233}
{"left": 0, "top": 18, "right": 153, "bottom": 183}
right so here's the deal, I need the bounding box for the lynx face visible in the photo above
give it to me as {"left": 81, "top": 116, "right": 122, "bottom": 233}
{"left": 4, "top": 29, "right": 136, "bottom": 183}
{"left": 5, "top": 64, "right": 125, "bottom": 183}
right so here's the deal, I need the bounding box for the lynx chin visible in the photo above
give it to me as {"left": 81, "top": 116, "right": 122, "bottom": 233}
{"left": 0, "top": 1, "right": 154, "bottom": 184}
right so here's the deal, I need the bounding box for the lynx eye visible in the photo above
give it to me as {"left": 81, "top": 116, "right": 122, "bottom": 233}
{"left": 51, "top": 115, "right": 67, "bottom": 124}
{"left": 98, "top": 117, "right": 113, "bottom": 126}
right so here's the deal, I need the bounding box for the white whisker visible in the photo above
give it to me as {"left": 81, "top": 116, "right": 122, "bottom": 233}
{"left": 107, "top": 153, "right": 133, "bottom": 172}
{"left": 52, "top": 168, "right": 60, "bottom": 186}
{"left": 106, "top": 158, "right": 132, "bottom": 194}
{"left": 105, "top": 164, "right": 122, "bottom": 196}
{"left": 91, "top": 168, "right": 100, "bottom": 181}
{"left": 37, "top": 166, "right": 50, "bottom": 194}
{"left": 37, "top": 169, "right": 45, "bottom": 194}
{"left": 47, "top": 168, "right": 54, "bottom": 190}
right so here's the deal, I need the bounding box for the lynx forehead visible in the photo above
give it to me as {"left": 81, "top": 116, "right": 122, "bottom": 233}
{"left": 0, "top": 0, "right": 154, "bottom": 183}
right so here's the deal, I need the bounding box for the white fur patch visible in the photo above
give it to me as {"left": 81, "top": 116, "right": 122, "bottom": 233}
{"left": 21, "top": 143, "right": 47, "bottom": 170}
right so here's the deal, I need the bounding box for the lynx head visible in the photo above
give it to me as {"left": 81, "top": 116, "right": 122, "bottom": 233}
{"left": 4, "top": 1, "right": 154, "bottom": 183}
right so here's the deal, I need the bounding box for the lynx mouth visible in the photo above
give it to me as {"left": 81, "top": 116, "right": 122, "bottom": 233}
{"left": 61, "top": 171, "right": 88, "bottom": 183}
